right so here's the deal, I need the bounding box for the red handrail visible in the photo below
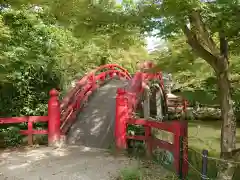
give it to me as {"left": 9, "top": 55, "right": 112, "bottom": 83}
{"left": 60, "top": 64, "right": 131, "bottom": 134}
{"left": 60, "top": 64, "right": 131, "bottom": 112}
{"left": 0, "top": 116, "right": 48, "bottom": 145}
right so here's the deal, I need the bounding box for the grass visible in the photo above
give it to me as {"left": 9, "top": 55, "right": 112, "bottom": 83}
{"left": 187, "top": 120, "right": 240, "bottom": 180}
{"left": 118, "top": 167, "right": 143, "bottom": 180}
{"left": 188, "top": 120, "right": 239, "bottom": 152}
{"left": 117, "top": 159, "right": 175, "bottom": 180}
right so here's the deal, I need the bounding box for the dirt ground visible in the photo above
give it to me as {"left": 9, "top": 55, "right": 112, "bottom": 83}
{"left": 0, "top": 145, "right": 139, "bottom": 180}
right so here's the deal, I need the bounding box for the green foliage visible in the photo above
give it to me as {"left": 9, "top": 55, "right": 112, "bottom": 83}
{"left": 0, "top": 126, "right": 22, "bottom": 147}
{"left": 0, "top": 8, "right": 74, "bottom": 116}
{"left": 150, "top": 36, "right": 240, "bottom": 115}
{"left": 0, "top": 4, "right": 148, "bottom": 147}
{"left": 131, "top": 0, "right": 240, "bottom": 39}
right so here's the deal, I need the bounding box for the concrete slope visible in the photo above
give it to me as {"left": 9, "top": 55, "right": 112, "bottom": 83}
{"left": 67, "top": 79, "right": 128, "bottom": 149}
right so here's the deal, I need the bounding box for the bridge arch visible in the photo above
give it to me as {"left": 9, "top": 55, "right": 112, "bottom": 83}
{"left": 60, "top": 64, "right": 131, "bottom": 135}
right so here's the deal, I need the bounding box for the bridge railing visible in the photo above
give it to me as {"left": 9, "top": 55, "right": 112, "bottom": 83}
{"left": 60, "top": 64, "right": 131, "bottom": 134}
{"left": 115, "top": 71, "right": 188, "bottom": 178}
{"left": 60, "top": 64, "right": 130, "bottom": 112}
{"left": 0, "top": 89, "right": 60, "bottom": 146}
{"left": 0, "top": 116, "right": 48, "bottom": 145}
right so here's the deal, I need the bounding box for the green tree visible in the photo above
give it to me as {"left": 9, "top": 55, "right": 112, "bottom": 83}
{"left": 128, "top": 1, "right": 239, "bottom": 179}
{"left": 0, "top": 3, "right": 147, "bottom": 116}
{"left": 0, "top": 4, "right": 148, "bottom": 146}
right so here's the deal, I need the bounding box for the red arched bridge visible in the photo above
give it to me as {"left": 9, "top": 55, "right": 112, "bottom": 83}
{"left": 0, "top": 62, "right": 188, "bottom": 179}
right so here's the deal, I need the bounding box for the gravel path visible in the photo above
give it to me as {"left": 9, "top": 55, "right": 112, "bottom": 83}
{"left": 0, "top": 145, "right": 138, "bottom": 180}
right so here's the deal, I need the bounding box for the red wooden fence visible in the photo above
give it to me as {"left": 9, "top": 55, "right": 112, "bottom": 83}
{"left": 115, "top": 71, "right": 188, "bottom": 178}
{"left": 0, "top": 89, "right": 61, "bottom": 146}
{"left": 0, "top": 116, "right": 48, "bottom": 145}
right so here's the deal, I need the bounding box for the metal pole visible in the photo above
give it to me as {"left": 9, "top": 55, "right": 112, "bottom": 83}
{"left": 201, "top": 149, "right": 208, "bottom": 180}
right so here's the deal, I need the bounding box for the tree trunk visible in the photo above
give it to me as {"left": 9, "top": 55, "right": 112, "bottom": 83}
{"left": 216, "top": 57, "right": 237, "bottom": 180}
{"left": 182, "top": 11, "right": 238, "bottom": 179}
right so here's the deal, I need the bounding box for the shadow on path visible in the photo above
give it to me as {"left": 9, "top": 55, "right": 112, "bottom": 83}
{"left": 67, "top": 79, "right": 128, "bottom": 149}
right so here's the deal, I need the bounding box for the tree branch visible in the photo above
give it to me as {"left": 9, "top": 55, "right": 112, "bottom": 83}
{"left": 190, "top": 10, "right": 219, "bottom": 56}
{"left": 182, "top": 25, "right": 218, "bottom": 72}
{"left": 219, "top": 26, "right": 229, "bottom": 60}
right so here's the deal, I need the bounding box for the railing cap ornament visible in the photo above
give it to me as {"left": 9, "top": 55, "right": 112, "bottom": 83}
{"left": 49, "top": 88, "right": 59, "bottom": 97}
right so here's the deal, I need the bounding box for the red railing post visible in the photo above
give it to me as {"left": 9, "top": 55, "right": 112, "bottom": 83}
{"left": 48, "top": 89, "right": 61, "bottom": 147}
{"left": 145, "top": 126, "right": 152, "bottom": 157}
{"left": 115, "top": 88, "right": 128, "bottom": 149}
{"left": 172, "top": 121, "right": 181, "bottom": 177}
{"left": 172, "top": 120, "right": 188, "bottom": 179}
{"left": 27, "top": 117, "right": 33, "bottom": 146}
{"left": 89, "top": 73, "right": 97, "bottom": 91}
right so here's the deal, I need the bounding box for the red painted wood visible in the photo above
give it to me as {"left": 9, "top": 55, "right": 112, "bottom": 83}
{"left": 60, "top": 85, "right": 94, "bottom": 134}
{"left": 60, "top": 83, "right": 82, "bottom": 111}
{"left": 20, "top": 130, "right": 48, "bottom": 135}
{"left": 48, "top": 89, "right": 61, "bottom": 146}
{"left": 128, "top": 118, "right": 176, "bottom": 134}
{"left": 27, "top": 119, "right": 33, "bottom": 145}
{"left": 60, "top": 64, "right": 131, "bottom": 134}
{"left": 0, "top": 116, "right": 48, "bottom": 124}
{"left": 171, "top": 121, "right": 181, "bottom": 176}
{"left": 60, "top": 104, "right": 74, "bottom": 123}
{"left": 0, "top": 116, "right": 28, "bottom": 124}
{"left": 29, "top": 116, "right": 48, "bottom": 122}
{"left": 95, "top": 70, "right": 129, "bottom": 81}
{"left": 145, "top": 126, "right": 152, "bottom": 157}
{"left": 61, "top": 84, "right": 92, "bottom": 123}
{"left": 115, "top": 88, "right": 128, "bottom": 149}
{"left": 126, "top": 118, "right": 187, "bottom": 177}
{"left": 94, "top": 64, "right": 131, "bottom": 79}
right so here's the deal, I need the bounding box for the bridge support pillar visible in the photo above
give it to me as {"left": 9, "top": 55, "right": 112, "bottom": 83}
{"left": 48, "top": 89, "right": 61, "bottom": 147}
{"left": 115, "top": 88, "right": 128, "bottom": 150}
